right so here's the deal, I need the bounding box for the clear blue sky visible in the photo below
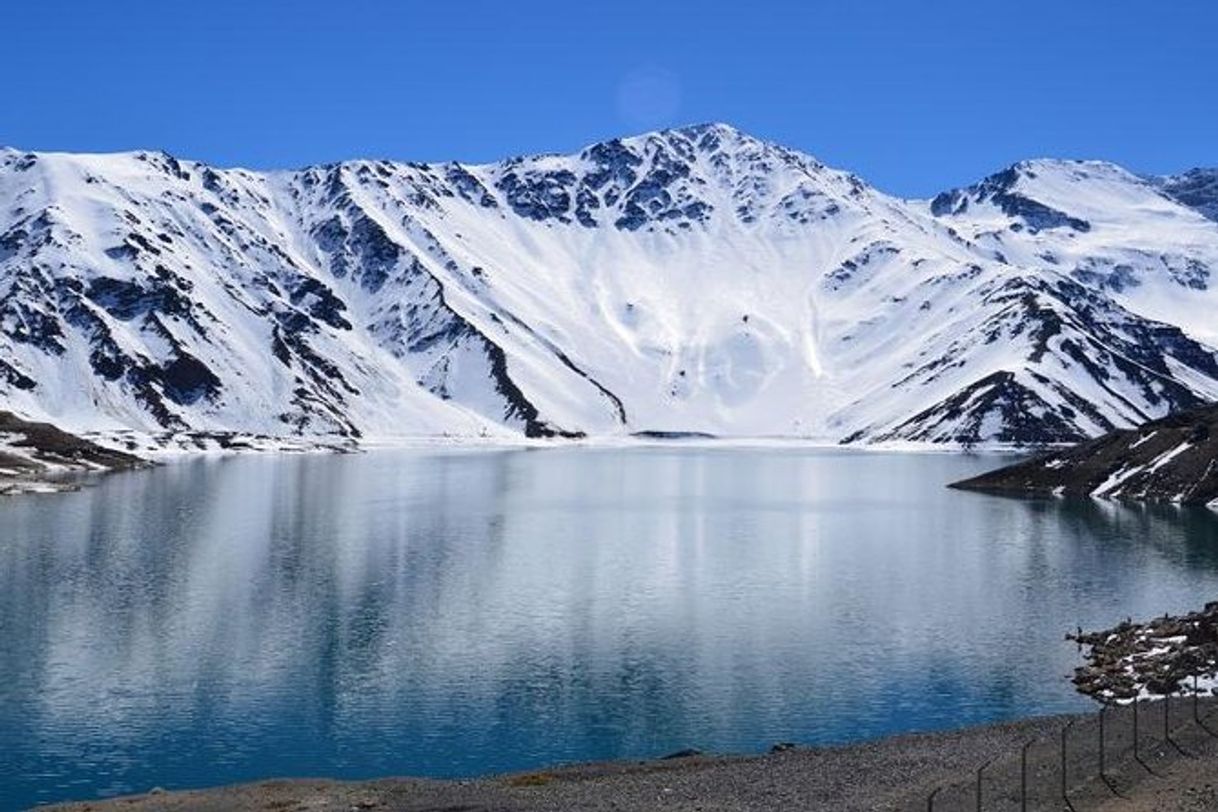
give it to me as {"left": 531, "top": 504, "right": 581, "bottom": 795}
{"left": 4, "top": 1, "right": 1215, "bottom": 196}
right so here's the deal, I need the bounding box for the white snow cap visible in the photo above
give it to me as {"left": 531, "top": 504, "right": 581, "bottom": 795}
{"left": 0, "top": 126, "right": 1216, "bottom": 448}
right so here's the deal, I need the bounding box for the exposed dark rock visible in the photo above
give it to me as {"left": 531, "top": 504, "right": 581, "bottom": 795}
{"left": 951, "top": 402, "right": 1218, "bottom": 504}
{"left": 932, "top": 165, "right": 1091, "bottom": 233}
{"left": 0, "top": 276, "right": 66, "bottom": 354}
{"left": 870, "top": 371, "right": 1088, "bottom": 447}
{"left": 444, "top": 164, "right": 498, "bottom": 208}
{"left": 0, "top": 410, "right": 147, "bottom": 493}
{"left": 631, "top": 430, "right": 717, "bottom": 440}
{"left": 0, "top": 358, "right": 37, "bottom": 390}
{"left": 482, "top": 337, "right": 582, "bottom": 439}
{"left": 496, "top": 170, "right": 575, "bottom": 222}
{"left": 310, "top": 214, "right": 401, "bottom": 293}
{"left": 659, "top": 748, "right": 703, "bottom": 760}
{"left": 86, "top": 276, "right": 194, "bottom": 323}
{"left": 1069, "top": 603, "right": 1218, "bottom": 701}
{"left": 1158, "top": 168, "right": 1218, "bottom": 222}
{"left": 287, "top": 277, "right": 352, "bottom": 331}
{"left": 581, "top": 139, "right": 643, "bottom": 191}
{"left": 159, "top": 352, "right": 222, "bottom": 406}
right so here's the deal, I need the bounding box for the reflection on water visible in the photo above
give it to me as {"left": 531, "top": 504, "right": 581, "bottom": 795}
{"left": 2, "top": 447, "right": 1218, "bottom": 808}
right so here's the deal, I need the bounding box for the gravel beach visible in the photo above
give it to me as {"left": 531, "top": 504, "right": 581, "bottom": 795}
{"left": 45, "top": 701, "right": 1218, "bottom": 811}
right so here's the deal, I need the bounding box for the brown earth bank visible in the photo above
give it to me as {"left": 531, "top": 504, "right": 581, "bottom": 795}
{"left": 44, "top": 701, "right": 1218, "bottom": 812}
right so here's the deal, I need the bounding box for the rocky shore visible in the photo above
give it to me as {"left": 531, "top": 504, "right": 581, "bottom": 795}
{"left": 1070, "top": 602, "right": 1218, "bottom": 700}
{"left": 950, "top": 403, "right": 1218, "bottom": 505}
{"left": 0, "top": 410, "right": 146, "bottom": 494}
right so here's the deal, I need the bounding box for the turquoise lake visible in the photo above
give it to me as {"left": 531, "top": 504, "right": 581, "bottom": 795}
{"left": 4, "top": 446, "right": 1218, "bottom": 809}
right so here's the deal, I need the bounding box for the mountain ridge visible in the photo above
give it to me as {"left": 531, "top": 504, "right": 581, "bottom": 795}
{"left": 5, "top": 125, "right": 1209, "bottom": 200}
{"left": 2, "top": 124, "right": 1217, "bottom": 448}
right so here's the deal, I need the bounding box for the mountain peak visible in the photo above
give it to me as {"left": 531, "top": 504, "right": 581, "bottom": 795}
{"left": 668, "top": 121, "right": 746, "bottom": 138}
{"left": 928, "top": 158, "right": 1156, "bottom": 232}
{"left": 607, "top": 122, "right": 804, "bottom": 162}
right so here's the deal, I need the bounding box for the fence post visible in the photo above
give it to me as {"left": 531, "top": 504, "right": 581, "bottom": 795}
{"left": 1197, "top": 675, "right": 1218, "bottom": 738}
{"left": 1097, "top": 704, "right": 1121, "bottom": 797}
{"left": 1165, "top": 692, "right": 1172, "bottom": 751}
{"left": 1099, "top": 704, "right": 1106, "bottom": 777}
{"left": 1020, "top": 739, "right": 1034, "bottom": 812}
{"left": 1132, "top": 698, "right": 1156, "bottom": 774}
{"left": 1133, "top": 698, "right": 1141, "bottom": 763}
{"left": 1164, "top": 691, "right": 1193, "bottom": 757}
{"left": 975, "top": 756, "right": 993, "bottom": 812}
{"left": 1061, "top": 720, "right": 1077, "bottom": 812}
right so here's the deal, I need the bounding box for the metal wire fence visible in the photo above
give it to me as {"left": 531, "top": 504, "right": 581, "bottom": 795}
{"left": 918, "top": 688, "right": 1218, "bottom": 811}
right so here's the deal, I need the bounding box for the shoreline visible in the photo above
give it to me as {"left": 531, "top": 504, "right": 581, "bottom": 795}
{"left": 0, "top": 411, "right": 147, "bottom": 496}
{"left": 44, "top": 703, "right": 1218, "bottom": 811}
{"left": 2, "top": 430, "right": 1027, "bottom": 497}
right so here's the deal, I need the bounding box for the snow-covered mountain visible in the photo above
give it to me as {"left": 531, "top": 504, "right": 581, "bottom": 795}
{"left": 2, "top": 123, "right": 1217, "bottom": 447}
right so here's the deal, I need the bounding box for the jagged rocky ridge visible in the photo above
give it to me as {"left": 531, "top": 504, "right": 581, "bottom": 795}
{"left": 951, "top": 404, "right": 1218, "bottom": 504}
{"left": 3, "top": 124, "right": 1218, "bottom": 447}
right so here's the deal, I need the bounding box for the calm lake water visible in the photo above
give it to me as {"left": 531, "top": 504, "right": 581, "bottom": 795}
{"left": 4, "top": 446, "right": 1218, "bottom": 809}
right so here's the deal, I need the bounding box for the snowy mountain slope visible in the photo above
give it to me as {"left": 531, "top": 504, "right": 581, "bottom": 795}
{"left": 1, "top": 125, "right": 1217, "bottom": 447}
{"left": 1158, "top": 169, "right": 1218, "bottom": 223}
{"left": 928, "top": 159, "right": 1218, "bottom": 345}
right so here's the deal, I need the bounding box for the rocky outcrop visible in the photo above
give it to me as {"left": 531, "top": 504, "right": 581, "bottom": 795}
{"left": 1069, "top": 603, "right": 1218, "bottom": 701}
{"left": 0, "top": 411, "right": 145, "bottom": 493}
{"left": 950, "top": 404, "right": 1218, "bottom": 505}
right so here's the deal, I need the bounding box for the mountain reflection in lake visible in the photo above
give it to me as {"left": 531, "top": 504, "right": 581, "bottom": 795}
{"left": 4, "top": 446, "right": 1218, "bottom": 809}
